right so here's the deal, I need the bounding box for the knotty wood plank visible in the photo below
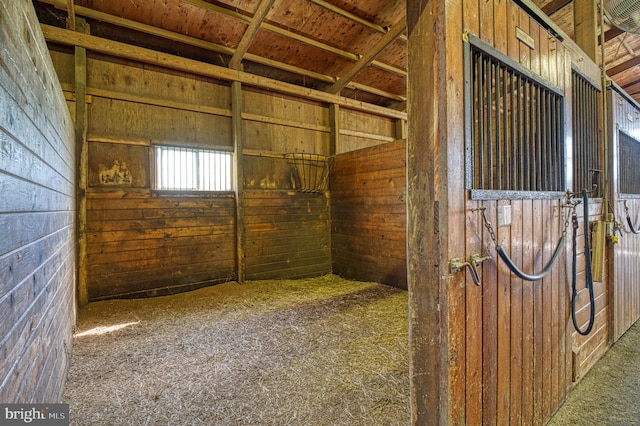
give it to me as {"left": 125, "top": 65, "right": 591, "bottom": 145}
{"left": 493, "top": 1, "right": 510, "bottom": 423}
{"left": 482, "top": 202, "right": 499, "bottom": 425}
{"left": 522, "top": 199, "right": 535, "bottom": 425}
{"left": 532, "top": 199, "right": 544, "bottom": 425}
{"left": 496, "top": 201, "right": 512, "bottom": 425}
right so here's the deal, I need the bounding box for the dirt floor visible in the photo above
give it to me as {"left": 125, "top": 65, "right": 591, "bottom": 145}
{"left": 63, "top": 275, "right": 409, "bottom": 425}
{"left": 547, "top": 319, "right": 640, "bottom": 425}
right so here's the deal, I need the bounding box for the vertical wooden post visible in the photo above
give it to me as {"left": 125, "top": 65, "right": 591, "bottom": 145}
{"left": 75, "top": 18, "right": 88, "bottom": 307}
{"left": 395, "top": 118, "right": 407, "bottom": 140}
{"left": 406, "top": 0, "right": 465, "bottom": 423}
{"left": 406, "top": 0, "right": 448, "bottom": 423}
{"left": 232, "top": 79, "right": 245, "bottom": 283}
{"left": 329, "top": 103, "right": 339, "bottom": 155}
{"left": 574, "top": 0, "right": 598, "bottom": 62}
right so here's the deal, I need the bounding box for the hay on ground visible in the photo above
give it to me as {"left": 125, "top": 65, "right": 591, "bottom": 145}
{"left": 63, "top": 275, "right": 410, "bottom": 425}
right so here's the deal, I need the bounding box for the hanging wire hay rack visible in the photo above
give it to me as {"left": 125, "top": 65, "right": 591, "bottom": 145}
{"left": 285, "top": 152, "right": 331, "bottom": 193}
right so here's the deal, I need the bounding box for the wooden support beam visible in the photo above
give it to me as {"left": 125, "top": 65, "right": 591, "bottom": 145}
{"left": 66, "top": 0, "right": 75, "bottom": 30}
{"left": 541, "top": 0, "right": 571, "bottom": 16}
{"left": 574, "top": 0, "right": 598, "bottom": 61}
{"left": 40, "top": 24, "right": 407, "bottom": 120}
{"left": 608, "top": 54, "right": 640, "bottom": 76}
{"left": 39, "top": 0, "right": 407, "bottom": 101}
{"left": 407, "top": 0, "right": 456, "bottom": 422}
{"left": 308, "top": 0, "right": 387, "bottom": 34}
{"left": 74, "top": 18, "right": 88, "bottom": 307}
{"left": 228, "top": 0, "right": 277, "bottom": 70}
{"left": 603, "top": 26, "right": 625, "bottom": 43}
{"left": 329, "top": 104, "right": 339, "bottom": 156}
{"left": 232, "top": 80, "right": 245, "bottom": 283}
{"left": 327, "top": 17, "right": 406, "bottom": 94}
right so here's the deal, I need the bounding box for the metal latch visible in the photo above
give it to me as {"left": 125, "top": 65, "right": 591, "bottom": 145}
{"left": 449, "top": 253, "right": 492, "bottom": 286}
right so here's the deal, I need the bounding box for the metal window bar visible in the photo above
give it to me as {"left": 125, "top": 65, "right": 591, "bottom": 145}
{"left": 469, "top": 45, "right": 564, "bottom": 192}
{"left": 619, "top": 131, "right": 640, "bottom": 195}
{"left": 572, "top": 71, "right": 601, "bottom": 196}
{"left": 154, "top": 145, "right": 232, "bottom": 191}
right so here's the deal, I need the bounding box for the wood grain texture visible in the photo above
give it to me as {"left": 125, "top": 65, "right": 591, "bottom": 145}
{"left": 0, "top": 0, "right": 75, "bottom": 403}
{"left": 243, "top": 191, "right": 331, "bottom": 280}
{"left": 330, "top": 141, "right": 406, "bottom": 288}
{"left": 610, "top": 88, "right": 640, "bottom": 342}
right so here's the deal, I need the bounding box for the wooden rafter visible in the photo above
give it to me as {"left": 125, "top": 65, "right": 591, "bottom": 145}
{"left": 308, "top": 0, "right": 387, "bottom": 34}
{"left": 327, "top": 17, "right": 406, "bottom": 94}
{"left": 603, "top": 26, "right": 625, "bottom": 43}
{"left": 608, "top": 54, "right": 640, "bottom": 76}
{"left": 181, "top": 0, "right": 401, "bottom": 74}
{"left": 228, "top": 0, "right": 277, "bottom": 70}
{"left": 542, "top": 0, "right": 571, "bottom": 16}
{"left": 38, "top": 0, "right": 407, "bottom": 101}
{"left": 40, "top": 24, "right": 407, "bottom": 119}
{"left": 66, "top": 0, "right": 75, "bottom": 30}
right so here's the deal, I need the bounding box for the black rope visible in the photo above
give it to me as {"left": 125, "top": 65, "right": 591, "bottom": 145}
{"left": 626, "top": 216, "right": 640, "bottom": 234}
{"left": 478, "top": 206, "right": 568, "bottom": 282}
{"left": 571, "top": 189, "right": 595, "bottom": 336}
{"left": 626, "top": 204, "right": 640, "bottom": 234}
{"left": 495, "top": 237, "right": 565, "bottom": 282}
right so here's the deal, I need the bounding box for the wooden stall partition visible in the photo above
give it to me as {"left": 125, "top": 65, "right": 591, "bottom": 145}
{"left": 409, "top": 0, "right": 611, "bottom": 423}
{"left": 336, "top": 108, "right": 398, "bottom": 153}
{"left": 0, "top": 0, "right": 75, "bottom": 402}
{"left": 330, "top": 140, "right": 407, "bottom": 288}
{"left": 609, "top": 87, "right": 640, "bottom": 342}
{"left": 565, "top": 42, "right": 610, "bottom": 383}
{"left": 46, "top": 51, "right": 239, "bottom": 300}
{"left": 241, "top": 88, "right": 331, "bottom": 280}
{"left": 243, "top": 191, "right": 331, "bottom": 280}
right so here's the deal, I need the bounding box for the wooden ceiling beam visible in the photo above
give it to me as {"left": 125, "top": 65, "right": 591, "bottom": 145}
{"left": 308, "top": 0, "right": 387, "bottom": 34}
{"left": 608, "top": 54, "right": 640, "bottom": 76}
{"left": 327, "top": 17, "right": 406, "bottom": 94}
{"left": 182, "top": 0, "right": 403, "bottom": 73}
{"left": 603, "top": 27, "right": 625, "bottom": 43}
{"left": 40, "top": 24, "right": 407, "bottom": 119}
{"left": 228, "top": 0, "right": 277, "bottom": 70}
{"left": 574, "top": 0, "right": 598, "bottom": 61}
{"left": 541, "top": 0, "right": 571, "bottom": 16}
{"left": 66, "top": 0, "right": 75, "bottom": 30}
{"left": 39, "top": 0, "right": 405, "bottom": 100}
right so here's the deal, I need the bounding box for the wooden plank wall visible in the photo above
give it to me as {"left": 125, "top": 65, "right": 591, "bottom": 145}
{"left": 48, "top": 48, "right": 399, "bottom": 297}
{"left": 610, "top": 89, "right": 640, "bottom": 341}
{"left": 48, "top": 49, "right": 237, "bottom": 301}
{"left": 460, "top": 2, "right": 610, "bottom": 423}
{"left": 243, "top": 191, "right": 331, "bottom": 280}
{"left": 407, "top": 0, "right": 611, "bottom": 423}
{"left": 0, "top": 0, "right": 75, "bottom": 402}
{"left": 330, "top": 140, "right": 407, "bottom": 288}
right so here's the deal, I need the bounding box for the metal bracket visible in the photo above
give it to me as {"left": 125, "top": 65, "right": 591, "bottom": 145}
{"left": 470, "top": 253, "right": 492, "bottom": 268}
{"left": 449, "top": 253, "right": 491, "bottom": 286}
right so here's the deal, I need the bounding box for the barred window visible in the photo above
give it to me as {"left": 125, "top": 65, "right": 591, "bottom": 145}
{"left": 154, "top": 145, "right": 233, "bottom": 191}
{"left": 572, "top": 71, "right": 601, "bottom": 196}
{"left": 619, "top": 131, "right": 640, "bottom": 195}
{"left": 465, "top": 35, "right": 565, "bottom": 196}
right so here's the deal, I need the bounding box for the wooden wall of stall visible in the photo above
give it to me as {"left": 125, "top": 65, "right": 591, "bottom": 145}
{"left": 48, "top": 43, "right": 399, "bottom": 300}
{"left": 609, "top": 87, "right": 640, "bottom": 342}
{"left": 330, "top": 140, "right": 407, "bottom": 288}
{"left": 0, "top": 0, "right": 75, "bottom": 402}
{"left": 407, "top": 0, "right": 609, "bottom": 424}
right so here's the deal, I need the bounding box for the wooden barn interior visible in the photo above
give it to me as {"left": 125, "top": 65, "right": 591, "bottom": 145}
{"left": 2, "top": 0, "right": 640, "bottom": 423}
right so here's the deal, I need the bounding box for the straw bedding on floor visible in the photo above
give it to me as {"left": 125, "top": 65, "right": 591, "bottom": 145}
{"left": 63, "top": 275, "right": 409, "bottom": 425}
